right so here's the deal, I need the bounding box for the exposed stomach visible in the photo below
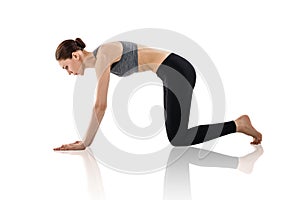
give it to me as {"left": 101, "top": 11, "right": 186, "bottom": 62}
{"left": 137, "top": 45, "right": 171, "bottom": 73}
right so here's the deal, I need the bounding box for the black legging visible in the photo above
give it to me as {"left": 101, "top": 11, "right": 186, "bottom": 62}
{"left": 156, "top": 53, "right": 236, "bottom": 146}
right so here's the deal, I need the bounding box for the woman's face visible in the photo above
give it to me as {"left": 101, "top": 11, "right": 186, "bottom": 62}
{"left": 58, "top": 52, "right": 83, "bottom": 75}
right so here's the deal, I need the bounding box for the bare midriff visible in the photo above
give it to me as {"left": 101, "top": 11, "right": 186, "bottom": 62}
{"left": 137, "top": 44, "right": 171, "bottom": 74}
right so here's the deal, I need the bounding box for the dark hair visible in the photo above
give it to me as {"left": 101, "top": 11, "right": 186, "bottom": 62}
{"left": 55, "top": 38, "right": 86, "bottom": 60}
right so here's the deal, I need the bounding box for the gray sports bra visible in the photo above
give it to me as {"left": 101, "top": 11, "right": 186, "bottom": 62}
{"left": 93, "top": 41, "right": 138, "bottom": 77}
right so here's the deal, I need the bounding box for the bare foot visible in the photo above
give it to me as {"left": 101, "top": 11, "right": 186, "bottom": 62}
{"left": 234, "top": 115, "right": 262, "bottom": 145}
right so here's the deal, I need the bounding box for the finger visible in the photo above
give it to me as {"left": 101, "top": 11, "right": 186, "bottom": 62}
{"left": 54, "top": 147, "right": 62, "bottom": 151}
{"left": 54, "top": 146, "right": 63, "bottom": 150}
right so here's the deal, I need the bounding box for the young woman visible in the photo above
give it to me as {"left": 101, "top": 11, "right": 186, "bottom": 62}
{"left": 53, "top": 38, "right": 262, "bottom": 151}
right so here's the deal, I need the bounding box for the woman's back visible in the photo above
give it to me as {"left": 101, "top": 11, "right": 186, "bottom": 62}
{"left": 94, "top": 41, "right": 171, "bottom": 76}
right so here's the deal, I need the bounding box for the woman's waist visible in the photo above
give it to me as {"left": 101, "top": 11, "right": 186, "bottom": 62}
{"left": 137, "top": 47, "right": 171, "bottom": 73}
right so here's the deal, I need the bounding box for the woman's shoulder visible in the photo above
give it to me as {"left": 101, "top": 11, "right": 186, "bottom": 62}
{"left": 94, "top": 41, "right": 123, "bottom": 57}
{"left": 93, "top": 41, "right": 123, "bottom": 65}
{"left": 99, "top": 41, "right": 123, "bottom": 51}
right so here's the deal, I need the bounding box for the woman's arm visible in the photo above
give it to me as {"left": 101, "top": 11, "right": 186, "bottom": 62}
{"left": 82, "top": 66, "right": 110, "bottom": 147}
{"left": 53, "top": 66, "right": 111, "bottom": 151}
{"left": 83, "top": 42, "right": 122, "bottom": 147}
{"left": 53, "top": 42, "right": 122, "bottom": 151}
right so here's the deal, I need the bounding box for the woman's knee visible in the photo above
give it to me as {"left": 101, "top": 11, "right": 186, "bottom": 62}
{"left": 169, "top": 140, "right": 189, "bottom": 147}
{"left": 168, "top": 135, "right": 190, "bottom": 147}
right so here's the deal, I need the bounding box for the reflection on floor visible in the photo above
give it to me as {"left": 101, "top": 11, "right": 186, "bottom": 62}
{"left": 60, "top": 145, "right": 263, "bottom": 200}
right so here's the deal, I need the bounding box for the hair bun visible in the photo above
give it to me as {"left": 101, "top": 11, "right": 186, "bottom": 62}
{"left": 74, "top": 38, "right": 86, "bottom": 50}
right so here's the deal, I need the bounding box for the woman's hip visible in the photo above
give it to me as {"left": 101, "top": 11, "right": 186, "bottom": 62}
{"left": 156, "top": 53, "right": 196, "bottom": 88}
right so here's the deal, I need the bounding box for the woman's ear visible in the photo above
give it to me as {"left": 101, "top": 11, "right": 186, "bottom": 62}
{"left": 72, "top": 51, "right": 80, "bottom": 60}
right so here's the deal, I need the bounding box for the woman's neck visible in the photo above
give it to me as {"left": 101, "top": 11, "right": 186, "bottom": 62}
{"left": 81, "top": 50, "right": 96, "bottom": 69}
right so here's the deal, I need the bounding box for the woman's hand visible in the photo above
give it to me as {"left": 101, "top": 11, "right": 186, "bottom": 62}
{"left": 53, "top": 141, "right": 86, "bottom": 151}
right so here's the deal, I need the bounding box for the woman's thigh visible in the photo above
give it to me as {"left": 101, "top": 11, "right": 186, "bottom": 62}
{"left": 157, "top": 53, "right": 197, "bottom": 143}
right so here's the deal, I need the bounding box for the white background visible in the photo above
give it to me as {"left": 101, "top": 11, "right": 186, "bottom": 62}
{"left": 0, "top": 0, "right": 299, "bottom": 199}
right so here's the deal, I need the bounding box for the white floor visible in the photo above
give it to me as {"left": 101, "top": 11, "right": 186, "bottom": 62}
{"left": 2, "top": 124, "right": 299, "bottom": 200}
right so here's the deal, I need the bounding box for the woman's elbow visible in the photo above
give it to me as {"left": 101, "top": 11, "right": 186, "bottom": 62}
{"left": 95, "top": 104, "right": 107, "bottom": 112}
